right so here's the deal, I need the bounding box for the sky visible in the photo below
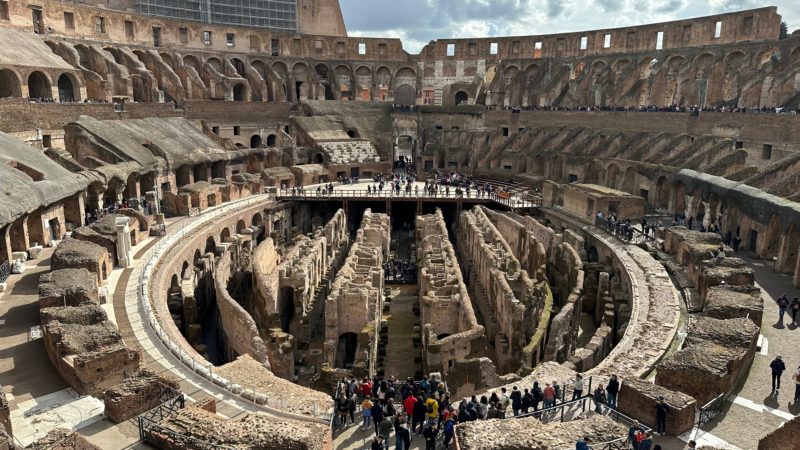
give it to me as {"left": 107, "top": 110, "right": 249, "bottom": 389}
{"left": 340, "top": 0, "right": 799, "bottom": 54}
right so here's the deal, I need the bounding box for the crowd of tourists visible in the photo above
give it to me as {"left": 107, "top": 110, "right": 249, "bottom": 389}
{"left": 596, "top": 212, "right": 662, "bottom": 243}
{"left": 384, "top": 259, "right": 417, "bottom": 284}
{"left": 332, "top": 372, "right": 676, "bottom": 450}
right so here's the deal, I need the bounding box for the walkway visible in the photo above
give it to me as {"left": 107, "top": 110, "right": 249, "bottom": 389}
{"left": 382, "top": 285, "right": 421, "bottom": 381}
{"left": 274, "top": 180, "right": 538, "bottom": 209}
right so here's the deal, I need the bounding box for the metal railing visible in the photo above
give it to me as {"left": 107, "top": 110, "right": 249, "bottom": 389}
{"left": 135, "top": 194, "right": 332, "bottom": 424}
{"left": 596, "top": 218, "right": 656, "bottom": 245}
{"left": 694, "top": 392, "right": 725, "bottom": 440}
{"left": 275, "top": 187, "right": 537, "bottom": 209}
{"left": 0, "top": 260, "right": 9, "bottom": 283}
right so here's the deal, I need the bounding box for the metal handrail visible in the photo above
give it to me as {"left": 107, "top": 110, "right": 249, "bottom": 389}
{"left": 0, "top": 260, "right": 9, "bottom": 283}
{"left": 275, "top": 188, "right": 536, "bottom": 209}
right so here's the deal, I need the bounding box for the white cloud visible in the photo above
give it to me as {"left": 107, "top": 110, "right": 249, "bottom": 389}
{"left": 341, "top": 0, "right": 800, "bottom": 54}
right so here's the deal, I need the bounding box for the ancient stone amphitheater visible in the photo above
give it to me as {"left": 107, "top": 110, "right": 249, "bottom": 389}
{"left": 0, "top": 1, "right": 798, "bottom": 449}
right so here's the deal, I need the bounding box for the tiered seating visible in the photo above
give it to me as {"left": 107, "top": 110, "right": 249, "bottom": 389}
{"left": 318, "top": 140, "right": 380, "bottom": 164}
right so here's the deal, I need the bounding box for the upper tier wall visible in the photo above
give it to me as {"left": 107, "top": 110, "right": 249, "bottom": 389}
{"left": 0, "top": 0, "right": 781, "bottom": 60}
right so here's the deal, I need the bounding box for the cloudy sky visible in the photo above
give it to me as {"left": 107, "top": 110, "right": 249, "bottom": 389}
{"left": 340, "top": 0, "right": 799, "bottom": 54}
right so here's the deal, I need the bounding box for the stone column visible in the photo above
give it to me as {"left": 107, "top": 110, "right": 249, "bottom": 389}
{"left": 115, "top": 217, "right": 132, "bottom": 268}
{"left": 702, "top": 201, "right": 711, "bottom": 229}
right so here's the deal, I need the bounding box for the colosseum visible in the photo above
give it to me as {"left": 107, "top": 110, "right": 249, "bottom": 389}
{"left": 0, "top": 0, "right": 798, "bottom": 448}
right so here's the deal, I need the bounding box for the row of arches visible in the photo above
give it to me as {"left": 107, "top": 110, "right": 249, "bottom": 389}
{"left": 0, "top": 68, "right": 79, "bottom": 101}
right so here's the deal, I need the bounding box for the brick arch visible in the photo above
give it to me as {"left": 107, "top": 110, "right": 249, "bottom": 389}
{"left": 0, "top": 68, "right": 23, "bottom": 98}
{"left": 27, "top": 70, "right": 52, "bottom": 99}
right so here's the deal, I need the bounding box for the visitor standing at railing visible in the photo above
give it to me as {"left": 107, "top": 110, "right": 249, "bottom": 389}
{"left": 572, "top": 375, "right": 585, "bottom": 400}
{"left": 606, "top": 374, "right": 620, "bottom": 410}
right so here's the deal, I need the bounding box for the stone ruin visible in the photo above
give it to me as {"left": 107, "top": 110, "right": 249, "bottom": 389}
{"left": 103, "top": 369, "right": 181, "bottom": 423}
{"left": 37, "top": 268, "right": 99, "bottom": 309}
{"left": 49, "top": 238, "right": 113, "bottom": 286}
{"left": 40, "top": 304, "right": 140, "bottom": 396}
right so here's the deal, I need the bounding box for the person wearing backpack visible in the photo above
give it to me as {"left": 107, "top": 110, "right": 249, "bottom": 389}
{"left": 531, "top": 381, "right": 543, "bottom": 411}
{"left": 424, "top": 394, "right": 438, "bottom": 427}
{"left": 412, "top": 395, "right": 427, "bottom": 435}
{"left": 777, "top": 293, "right": 790, "bottom": 323}
{"left": 443, "top": 416, "right": 455, "bottom": 449}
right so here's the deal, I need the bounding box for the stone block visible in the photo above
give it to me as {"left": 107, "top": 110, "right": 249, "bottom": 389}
{"left": 617, "top": 378, "right": 696, "bottom": 435}
{"left": 27, "top": 245, "right": 44, "bottom": 259}
{"left": 103, "top": 369, "right": 180, "bottom": 423}
{"left": 704, "top": 285, "right": 763, "bottom": 326}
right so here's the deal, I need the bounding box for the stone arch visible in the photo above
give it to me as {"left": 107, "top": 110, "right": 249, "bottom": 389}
{"left": 250, "top": 134, "right": 262, "bottom": 148}
{"left": 159, "top": 52, "right": 175, "bottom": 69}
{"left": 204, "top": 235, "right": 217, "bottom": 254}
{"left": 754, "top": 48, "right": 778, "bottom": 68}
{"left": 394, "top": 84, "right": 415, "bottom": 106}
{"left": 57, "top": 73, "right": 78, "bottom": 102}
{"left": 0, "top": 68, "right": 22, "bottom": 98}
{"left": 533, "top": 155, "right": 545, "bottom": 176}
{"left": 656, "top": 176, "right": 670, "bottom": 209}
{"left": 673, "top": 180, "right": 686, "bottom": 214}
{"left": 220, "top": 227, "right": 231, "bottom": 242}
{"left": 790, "top": 46, "right": 800, "bottom": 64}
{"left": 314, "top": 153, "right": 324, "bottom": 164}
{"left": 193, "top": 249, "right": 202, "bottom": 264}
{"left": 266, "top": 134, "right": 277, "bottom": 147}
{"left": 251, "top": 213, "right": 263, "bottom": 228}
{"left": 722, "top": 51, "right": 746, "bottom": 103}
{"left": 355, "top": 65, "right": 371, "bottom": 100}
{"left": 181, "top": 260, "right": 190, "bottom": 278}
{"left": 236, "top": 219, "right": 247, "bottom": 234}
{"left": 251, "top": 60, "right": 267, "bottom": 78}
{"left": 549, "top": 155, "right": 564, "bottom": 182}
{"left": 394, "top": 66, "right": 416, "bottom": 89}
{"left": 233, "top": 83, "right": 247, "bottom": 101}
{"left": 606, "top": 164, "right": 621, "bottom": 189}
{"left": 611, "top": 59, "right": 630, "bottom": 79}
{"left": 584, "top": 161, "right": 600, "bottom": 184}
{"left": 272, "top": 61, "right": 288, "bottom": 77}
{"left": 336, "top": 332, "right": 358, "bottom": 368}
{"left": 622, "top": 167, "right": 637, "bottom": 194}
{"left": 183, "top": 55, "right": 202, "bottom": 72}
{"left": 27, "top": 71, "right": 51, "bottom": 99}
{"left": 778, "top": 223, "right": 800, "bottom": 274}
{"left": 206, "top": 57, "right": 223, "bottom": 73}
{"left": 454, "top": 90, "right": 469, "bottom": 106}
{"left": 376, "top": 65, "right": 391, "bottom": 86}
{"left": 763, "top": 214, "right": 782, "bottom": 258}
{"left": 230, "top": 58, "right": 246, "bottom": 78}
{"left": 293, "top": 62, "right": 310, "bottom": 100}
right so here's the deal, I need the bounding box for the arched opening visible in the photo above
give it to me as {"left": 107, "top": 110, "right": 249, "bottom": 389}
{"left": 278, "top": 286, "right": 295, "bottom": 333}
{"left": 266, "top": 134, "right": 277, "bottom": 147}
{"left": 778, "top": 224, "right": 800, "bottom": 274}
{"left": 250, "top": 134, "right": 262, "bottom": 148}
{"left": 206, "top": 57, "right": 223, "bottom": 73}
{"left": 233, "top": 84, "right": 246, "bottom": 101}
{"left": 314, "top": 153, "right": 324, "bottom": 164}
{"left": 395, "top": 84, "right": 415, "bottom": 106}
{"left": 587, "top": 246, "right": 599, "bottom": 263}
{"left": 454, "top": 90, "right": 468, "bottom": 106}
{"left": 204, "top": 236, "right": 216, "bottom": 254}
{"left": 236, "top": 219, "right": 247, "bottom": 234}
{"left": 27, "top": 71, "right": 51, "bottom": 100}
{"left": 606, "top": 164, "right": 621, "bottom": 189}
{"left": 230, "top": 58, "right": 246, "bottom": 78}
{"left": 763, "top": 214, "right": 782, "bottom": 258}
{"left": 346, "top": 129, "right": 359, "bottom": 138}
{"left": 181, "top": 261, "right": 190, "bottom": 278}
{"left": 673, "top": 181, "right": 686, "bottom": 214}
{"left": 193, "top": 249, "right": 202, "bottom": 264}
{"left": 251, "top": 213, "right": 263, "bottom": 228}
{"left": 656, "top": 176, "right": 670, "bottom": 210}
{"left": 0, "top": 69, "right": 22, "bottom": 98}
{"left": 436, "top": 334, "right": 451, "bottom": 340}
{"left": 176, "top": 165, "right": 192, "bottom": 187}
{"left": 336, "top": 332, "right": 358, "bottom": 368}
{"left": 220, "top": 227, "right": 231, "bottom": 242}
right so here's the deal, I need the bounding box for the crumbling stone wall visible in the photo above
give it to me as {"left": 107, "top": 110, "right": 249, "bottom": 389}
{"left": 26, "top": 428, "right": 101, "bottom": 450}
{"left": 103, "top": 369, "right": 180, "bottom": 423}
{"left": 40, "top": 304, "right": 141, "bottom": 395}
{"left": 50, "top": 238, "right": 112, "bottom": 286}
{"left": 758, "top": 413, "right": 800, "bottom": 450}
{"left": 458, "top": 205, "right": 551, "bottom": 373}
{"left": 324, "top": 209, "right": 389, "bottom": 373}
{"left": 150, "top": 404, "right": 330, "bottom": 450}
{"left": 617, "top": 378, "right": 697, "bottom": 436}
{"left": 656, "top": 316, "right": 759, "bottom": 405}
{"left": 38, "top": 268, "right": 99, "bottom": 308}
{"left": 417, "top": 208, "right": 485, "bottom": 379}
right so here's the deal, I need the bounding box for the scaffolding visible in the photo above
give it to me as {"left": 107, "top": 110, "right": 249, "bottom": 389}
{"left": 137, "top": 0, "right": 297, "bottom": 31}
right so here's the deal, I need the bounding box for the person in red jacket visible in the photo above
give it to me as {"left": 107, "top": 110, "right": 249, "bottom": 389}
{"left": 403, "top": 393, "right": 417, "bottom": 417}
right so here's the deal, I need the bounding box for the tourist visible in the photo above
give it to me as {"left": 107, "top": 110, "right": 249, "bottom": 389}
{"left": 371, "top": 435, "right": 384, "bottom": 450}
{"left": 385, "top": 398, "right": 397, "bottom": 417}
{"left": 627, "top": 420, "right": 644, "bottom": 450}
{"left": 423, "top": 423, "right": 438, "bottom": 450}
{"left": 487, "top": 402, "right": 502, "bottom": 419}
{"left": 794, "top": 364, "right": 800, "bottom": 403}
{"left": 521, "top": 388, "right": 533, "bottom": 414}
{"left": 575, "top": 436, "right": 592, "bottom": 450}
{"left": 510, "top": 386, "right": 522, "bottom": 416}
{"left": 412, "top": 395, "right": 427, "bottom": 435}
{"left": 477, "top": 395, "right": 489, "bottom": 419}
{"left": 592, "top": 385, "right": 606, "bottom": 413}
{"left": 403, "top": 392, "right": 417, "bottom": 417}
{"left": 531, "top": 381, "right": 543, "bottom": 411}
{"left": 771, "top": 355, "right": 786, "bottom": 393}
{"left": 335, "top": 392, "right": 349, "bottom": 427}
{"left": 378, "top": 415, "right": 393, "bottom": 449}
{"left": 553, "top": 380, "right": 562, "bottom": 405}
{"left": 424, "top": 394, "right": 439, "bottom": 427}
{"left": 371, "top": 398, "right": 385, "bottom": 434}
{"left": 348, "top": 390, "right": 357, "bottom": 424}
{"left": 606, "top": 374, "right": 620, "bottom": 409}
{"left": 543, "top": 383, "right": 555, "bottom": 408}
{"left": 361, "top": 395, "right": 374, "bottom": 431}
{"left": 655, "top": 396, "right": 669, "bottom": 435}
{"left": 443, "top": 415, "right": 455, "bottom": 448}
{"left": 395, "top": 418, "right": 412, "bottom": 450}
{"left": 791, "top": 297, "right": 800, "bottom": 324}
{"left": 639, "top": 432, "right": 654, "bottom": 450}
{"left": 733, "top": 235, "right": 741, "bottom": 251}
{"left": 777, "top": 293, "right": 790, "bottom": 323}
{"left": 572, "top": 374, "right": 584, "bottom": 400}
